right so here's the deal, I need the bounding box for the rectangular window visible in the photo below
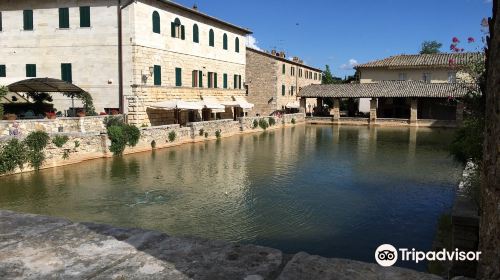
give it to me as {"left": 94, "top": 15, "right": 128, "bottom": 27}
{"left": 198, "top": 70, "right": 203, "bottom": 88}
{"left": 314, "top": 73, "right": 317, "bottom": 80}
{"left": 79, "top": 6, "right": 90, "bottom": 27}
{"left": 398, "top": 73, "right": 407, "bottom": 81}
{"left": 238, "top": 75, "right": 242, "bottom": 89}
{"left": 234, "top": 74, "right": 237, "bottom": 89}
{"left": 208, "top": 72, "right": 213, "bottom": 88}
{"left": 0, "top": 12, "right": 3, "bottom": 32}
{"left": 281, "top": 85, "right": 285, "bottom": 96}
{"left": 223, "top": 73, "right": 228, "bottom": 89}
{"left": 61, "top": 63, "right": 72, "bottom": 82}
{"left": 448, "top": 72, "right": 457, "bottom": 83}
{"left": 23, "top": 10, "right": 33, "bottom": 30}
{"left": 422, "top": 73, "right": 431, "bottom": 83}
{"left": 282, "top": 64, "right": 285, "bottom": 74}
{"left": 153, "top": 65, "right": 161, "bottom": 85}
{"left": 291, "top": 67, "right": 295, "bottom": 76}
{"left": 192, "top": 70, "right": 198, "bottom": 87}
{"left": 59, "top": 8, "right": 70, "bottom": 28}
{"left": 299, "top": 69, "right": 302, "bottom": 78}
{"left": 0, "top": 65, "right": 6, "bottom": 77}
{"left": 175, "top": 67, "right": 182, "bottom": 87}
{"left": 26, "top": 64, "right": 36, "bottom": 77}
{"left": 214, "top": 73, "right": 218, "bottom": 88}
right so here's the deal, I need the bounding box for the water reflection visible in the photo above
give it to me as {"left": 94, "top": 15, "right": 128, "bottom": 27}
{"left": 0, "top": 125, "right": 460, "bottom": 271}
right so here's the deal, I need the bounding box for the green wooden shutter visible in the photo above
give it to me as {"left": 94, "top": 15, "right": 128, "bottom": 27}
{"left": 59, "top": 8, "right": 69, "bottom": 28}
{"left": 0, "top": 12, "right": 3, "bottom": 32}
{"left": 61, "top": 63, "right": 72, "bottom": 83}
{"left": 171, "top": 22, "right": 175, "bottom": 37}
{"left": 26, "top": 64, "right": 36, "bottom": 77}
{"left": 80, "top": 6, "right": 90, "bottom": 27}
{"left": 192, "top": 71, "right": 196, "bottom": 87}
{"left": 238, "top": 75, "right": 242, "bottom": 89}
{"left": 154, "top": 65, "right": 161, "bottom": 85}
{"left": 223, "top": 74, "right": 227, "bottom": 89}
{"left": 209, "top": 29, "right": 214, "bottom": 47}
{"left": 214, "top": 73, "right": 218, "bottom": 88}
{"left": 152, "top": 11, "right": 160, "bottom": 33}
{"left": 0, "top": 65, "right": 6, "bottom": 77}
{"left": 23, "top": 10, "right": 33, "bottom": 30}
{"left": 181, "top": 25, "right": 185, "bottom": 40}
{"left": 282, "top": 85, "right": 285, "bottom": 96}
{"left": 175, "top": 67, "right": 182, "bottom": 87}
{"left": 282, "top": 64, "right": 285, "bottom": 74}
{"left": 235, "top": 38, "right": 239, "bottom": 53}
{"left": 233, "top": 75, "right": 237, "bottom": 89}
{"left": 198, "top": 70, "right": 203, "bottom": 88}
{"left": 193, "top": 24, "right": 199, "bottom": 43}
{"left": 223, "top": 34, "right": 227, "bottom": 50}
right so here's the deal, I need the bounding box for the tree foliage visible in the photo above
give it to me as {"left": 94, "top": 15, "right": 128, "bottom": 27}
{"left": 107, "top": 122, "right": 140, "bottom": 156}
{"left": 420, "top": 40, "right": 443, "bottom": 54}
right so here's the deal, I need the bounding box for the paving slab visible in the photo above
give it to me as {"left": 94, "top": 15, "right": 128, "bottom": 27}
{"left": 277, "top": 252, "right": 443, "bottom": 280}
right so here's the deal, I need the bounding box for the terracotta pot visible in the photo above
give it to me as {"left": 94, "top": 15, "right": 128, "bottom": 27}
{"left": 46, "top": 113, "right": 56, "bottom": 119}
{"left": 77, "top": 111, "right": 86, "bottom": 117}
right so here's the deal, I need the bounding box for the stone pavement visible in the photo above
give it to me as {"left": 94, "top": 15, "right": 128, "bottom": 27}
{"left": 0, "top": 210, "right": 445, "bottom": 279}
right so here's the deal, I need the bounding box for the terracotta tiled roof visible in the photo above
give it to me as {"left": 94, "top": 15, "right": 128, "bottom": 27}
{"left": 355, "top": 52, "right": 484, "bottom": 69}
{"left": 298, "top": 81, "right": 473, "bottom": 98}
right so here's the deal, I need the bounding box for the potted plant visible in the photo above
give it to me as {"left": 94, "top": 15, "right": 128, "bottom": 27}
{"left": 77, "top": 110, "right": 86, "bottom": 117}
{"left": 110, "top": 109, "right": 120, "bottom": 115}
{"left": 4, "top": 113, "right": 17, "bottom": 120}
{"left": 45, "top": 111, "right": 56, "bottom": 120}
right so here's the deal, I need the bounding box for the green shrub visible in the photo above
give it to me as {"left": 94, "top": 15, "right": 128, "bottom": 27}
{"left": 62, "top": 149, "right": 70, "bottom": 160}
{"left": 258, "top": 119, "right": 269, "bottom": 130}
{"left": 151, "top": 140, "right": 156, "bottom": 149}
{"left": 168, "top": 131, "right": 177, "bottom": 142}
{"left": 204, "top": 132, "right": 208, "bottom": 138}
{"left": 0, "top": 138, "right": 27, "bottom": 174}
{"left": 252, "top": 119, "right": 258, "bottom": 129}
{"left": 104, "top": 116, "right": 124, "bottom": 128}
{"left": 24, "top": 131, "right": 50, "bottom": 170}
{"left": 215, "top": 130, "right": 221, "bottom": 139}
{"left": 269, "top": 118, "right": 276, "bottom": 126}
{"left": 450, "top": 117, "right": 484, "bottom": 164}
{"left": 107, "top": 123, "right": 140, "bottom": 156}
{"left": 291, "top": 118, "right": 296, "bottom": 124}
{"left": 52, "top": 135, "right": 69, "bottom": 148}
{"left": 74, "top": 140, "right": 80, "bottom": 149}
{"left": 199, "top": 128, "right": 204, "bottom": 136}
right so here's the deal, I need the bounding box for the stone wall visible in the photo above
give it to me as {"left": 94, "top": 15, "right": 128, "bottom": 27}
{"left": 0, "top": 116, "right": 109, "bottom": 135}
{"left": 188, "top": 119, "right": 241, "bottom": 141}
{"left": 478, "top": 1, "right": 500, "bottom": 279}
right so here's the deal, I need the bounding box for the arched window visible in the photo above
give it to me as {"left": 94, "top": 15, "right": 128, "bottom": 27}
{"left": 209, "top": 29, "right": 214, "bottom": 47}
{"left": 223, "top": 33, "right": 228, "bottom": 50}
{"left": 172, "top": 17, "right": 184, "bottom": 39}
{"left": 193, "top": 24, "right": 199, "bottom": 43}
{"left": 152, "top": 11, "right": 160, "bottom": 34}
{"left": 235, "top": 37, "right": 240, "bottom": 53}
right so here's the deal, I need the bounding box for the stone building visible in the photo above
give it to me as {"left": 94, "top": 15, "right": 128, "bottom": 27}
{"left": 245, "top": 48, "right": 322, "bottom": 116}
{"left": 0, "top": 0, "right": 253, "bottom": 125}
{"left": 356, "top": 52, "right": 483, "bottom": 113}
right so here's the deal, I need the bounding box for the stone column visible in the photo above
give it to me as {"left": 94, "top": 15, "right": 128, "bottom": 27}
{"left": 331, "top": 98, "right": 340, "bottom": 123}
{"left": 410, "top": 98, "right": 418, "bottom": 126}
{"left": 317, "top": 98, "right": 323, "bottom": 115}
{"left": 369, "top": 98, "right": 377, "bottom": 125}
{"left": 456, "top": 102, "right": 464, "bottom": 126}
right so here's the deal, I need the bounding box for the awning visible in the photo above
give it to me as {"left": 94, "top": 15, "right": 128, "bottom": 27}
{"left": 149, "top": 99, "right": 203, "bottom": 110}
{"left": 285, "top": 101, "right": 300, "bottom": 109}
{"left": 201, "top": 96, "right": 225, "bottom": 113}
{"left": 233, "top": 96, "right": 254, "bottom": 109}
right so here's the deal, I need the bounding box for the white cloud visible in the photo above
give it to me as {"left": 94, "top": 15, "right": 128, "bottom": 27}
{"left": 246, "top": 35, "right": 261, "bottom": 50}
{"left": 340, "top": 59, "right": 359, "bottom": 70}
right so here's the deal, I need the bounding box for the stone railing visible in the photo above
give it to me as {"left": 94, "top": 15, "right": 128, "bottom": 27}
{"left": 188, "top": 119, "right": 241, "bottom": 140}
{"left": 0, "top": 115, "right": 111, "bottom": 135}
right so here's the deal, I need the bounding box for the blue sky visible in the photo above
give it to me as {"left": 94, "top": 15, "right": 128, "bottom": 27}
{"left": 175, "top": 0, "right": 493, "bottom": 77}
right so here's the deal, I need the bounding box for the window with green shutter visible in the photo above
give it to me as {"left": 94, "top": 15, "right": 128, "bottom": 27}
{"left": 0, "top": 12, "right": 3, "bottom": 32}
{"left": 235, "top": 38, "right": 239, "bottom": 53}
{"left": 175, "top": 67, "right": 182, "bottom": 87}
{"left": 61, "top": 63, "right": 72, "bottom": 82}
{"left": 180, "top": 25, "right": 185, "bottom": 40}
{"left": 238, "top": 75, "right": 242, "bottom": 89}
{"left": 198, "top": 70, "right": 203, "bottom": 88}
{"left": 0, "top": 65, "right": 6, "bottom": 77}
{"left": 281, "top": 85, "right": 285, "bottom": 96}
{"left": 153, "top": 65, "right": 161, "bottom": 86}
{"left": 26, "top": 64, "right": 36, "bottom": 77}
{"left": 233, "top": 75, "right": 237, "bottom": 89}
{"left": 223, "top": 34, "right": 228, "bottom": 50}
{"left": 282, "top": 64, "right": 285, "bottom": 74}
{"left": 80, "top": 6, "right": 90, "bottom": 27}
{"left": 209, "top": 29, "right": 214, "bottom": 47}
{"left": 152, "top": 11, "right": 160, "bottom": 33}
{"left": 193, "top": 24, "right": 199, "bottom": 43}
{"left": 207, "top": 72, "right": 213, "bottom": 88}
{"left": 23, "top": 10, "right": 33, "bottom": 30}
{"left": 223, "top": 74, "right": 227, "bottom": 89}
{"left": 59, "top": 8, "right": 69, "bottom": 28}
{"left": 214, "top": 73, "right": 218, "bottom": 88}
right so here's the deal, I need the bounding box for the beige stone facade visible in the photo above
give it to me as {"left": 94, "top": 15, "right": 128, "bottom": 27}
{"left": 0, "top": 0, "right": 250, "bottom": 124}
{"left": 246, "top": 48, "right": 322, "bottom": 116}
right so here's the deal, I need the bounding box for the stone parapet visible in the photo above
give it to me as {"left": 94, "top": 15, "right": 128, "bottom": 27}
{"left": 0, "top": 115, "right": 110, "bottom": 135}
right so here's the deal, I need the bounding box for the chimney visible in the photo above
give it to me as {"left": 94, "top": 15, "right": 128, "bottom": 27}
{"left": 279, "top": 51, "right": 286, "bottom": 58}
{"left": 299, "top": 60, "right": 303, "bottom": 64}
{"left": 271, "top": 50, "right": 277, "bottom": 56}
{"left": 292, "top": 57, "right": 299, "bottom": 62}
{"left": 192, "top": 4, "right": 198, "bottom": 11}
